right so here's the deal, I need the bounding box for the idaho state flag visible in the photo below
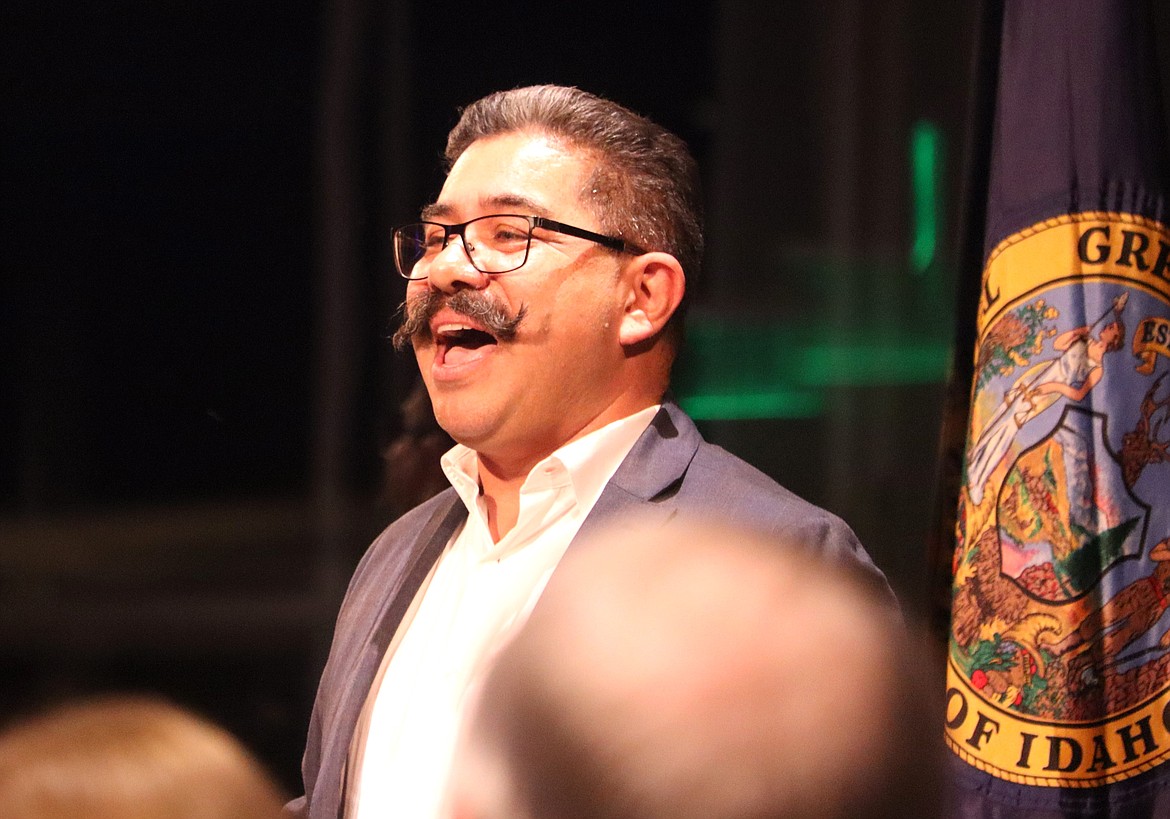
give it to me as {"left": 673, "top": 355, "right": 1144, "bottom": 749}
{"left": 946, "top": 1, "right": 1170, "bottom": 815}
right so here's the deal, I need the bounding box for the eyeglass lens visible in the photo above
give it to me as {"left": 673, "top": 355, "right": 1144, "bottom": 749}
{"left": 395, "top": 215, "right": 533, "bottom": 278}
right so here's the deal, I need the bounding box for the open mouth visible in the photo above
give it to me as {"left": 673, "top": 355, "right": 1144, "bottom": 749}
{"left": 435, "top": 323, "right": 498, "bottom": 367}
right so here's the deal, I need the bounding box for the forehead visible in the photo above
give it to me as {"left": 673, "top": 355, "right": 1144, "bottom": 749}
{"left": 427, "top": 131, "right": 596, "bottom": 223}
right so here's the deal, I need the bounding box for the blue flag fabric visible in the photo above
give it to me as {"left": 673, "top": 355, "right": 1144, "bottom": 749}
{"left": 947, "top": 1, "right": 1170, "bottom": 816}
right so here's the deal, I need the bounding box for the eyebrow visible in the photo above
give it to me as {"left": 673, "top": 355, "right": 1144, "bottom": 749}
{"left": 419, "top": 194, "right": 551, "bottom": 222}
{"left": 419, "top": 202, "right": 452, "bottom": 221}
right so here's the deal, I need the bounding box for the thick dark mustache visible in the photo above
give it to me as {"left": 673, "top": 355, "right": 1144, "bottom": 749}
{"left": 392, "top": 289, "right": 527, "bottom": 351}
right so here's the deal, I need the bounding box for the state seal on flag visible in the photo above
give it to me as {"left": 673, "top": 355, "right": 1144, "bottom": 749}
{"left": 946, "top": 213, "right": 1170, "bottom": 787}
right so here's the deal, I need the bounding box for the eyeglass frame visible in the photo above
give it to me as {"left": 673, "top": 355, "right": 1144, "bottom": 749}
{"left": 392, "top": 213, "right": 646, "bottom": 279}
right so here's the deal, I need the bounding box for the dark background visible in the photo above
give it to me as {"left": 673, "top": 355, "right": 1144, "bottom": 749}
{"left": 3, "top": 0, "right": 1168, "bottom": 794}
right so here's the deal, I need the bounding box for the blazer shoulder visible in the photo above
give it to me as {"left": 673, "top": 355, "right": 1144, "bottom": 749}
{"left": 678, "top": 440, "right": 889, "bottom": 589}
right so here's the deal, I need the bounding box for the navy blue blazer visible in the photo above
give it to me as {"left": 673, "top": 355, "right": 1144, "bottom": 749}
{"left": 289, "top": 401, "right": 888, "bottom": 819}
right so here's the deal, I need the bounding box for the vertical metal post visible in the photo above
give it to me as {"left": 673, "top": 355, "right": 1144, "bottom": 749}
{"left": 310, "top": 0, "right": 366, "bottom": 672}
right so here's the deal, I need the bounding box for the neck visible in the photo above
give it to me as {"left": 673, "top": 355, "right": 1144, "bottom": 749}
{"left": 476, "top": 457, "right": 529, "bottom": 542}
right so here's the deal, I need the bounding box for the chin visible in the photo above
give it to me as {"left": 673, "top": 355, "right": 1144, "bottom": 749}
{"left": 430, "top": 408, "right": 496, "bottom": 450}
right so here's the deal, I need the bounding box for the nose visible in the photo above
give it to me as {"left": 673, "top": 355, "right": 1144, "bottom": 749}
{"left": 419, "top": 233, "right": 488, "bottom": 294}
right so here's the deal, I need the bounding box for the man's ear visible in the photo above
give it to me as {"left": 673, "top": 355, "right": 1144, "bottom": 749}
{"left": 618, "top": 252, "right": 686, "bottom": 347}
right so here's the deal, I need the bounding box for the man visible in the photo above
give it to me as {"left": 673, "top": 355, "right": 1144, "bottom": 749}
{"left": 446, "top": 515, "right": 942, "bottom": 819}
{"left": 292, "top": 84, "right": 889, "bottom": 819}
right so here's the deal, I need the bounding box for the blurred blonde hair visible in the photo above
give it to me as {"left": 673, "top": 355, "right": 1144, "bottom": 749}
{"left": 0, "top": 695, "right": 287, "bottom": 819}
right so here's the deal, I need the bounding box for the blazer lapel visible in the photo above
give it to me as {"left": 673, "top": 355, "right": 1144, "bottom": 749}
{"left": 321, "top": 495, "right": 466, "bottom": 819}
{"left": 367, "top": 498, "right": 466, "bottom": 651}
{"left": 573, "top": 401, "right": 701, "bottom": 547}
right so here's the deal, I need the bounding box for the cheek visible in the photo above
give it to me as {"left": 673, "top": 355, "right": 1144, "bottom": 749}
{"left": 555, "top": 278, "right": 622, "bottom": 330}
{"left": 583, "top": 292, "right": 625, "bottom": 341}
{"left": 513, "top": 264, "right": 623, "bottom": 342}
{"left": 529, "top": 302, "right": 609, "bottom": 346}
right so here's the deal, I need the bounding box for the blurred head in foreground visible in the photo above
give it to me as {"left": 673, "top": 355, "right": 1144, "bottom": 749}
{"left": 448, "top": 515, "right": 943, "bottom": 819}
{"left": 0, "top": 695, "right": 287, "bottom": 819}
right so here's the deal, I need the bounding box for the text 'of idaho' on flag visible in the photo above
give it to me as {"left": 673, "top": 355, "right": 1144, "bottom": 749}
{"left": 946, "top": 0, "right": 1170, "bottom": 816}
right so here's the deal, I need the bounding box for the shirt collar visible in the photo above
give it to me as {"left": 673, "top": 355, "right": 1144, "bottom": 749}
{"left": 439, "top": 404, "right": 661, "bottom": 516}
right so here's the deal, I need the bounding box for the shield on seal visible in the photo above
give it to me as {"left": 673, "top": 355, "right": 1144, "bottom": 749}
{"left": 995, "top": 405, "right": 1149, "bottom": 603}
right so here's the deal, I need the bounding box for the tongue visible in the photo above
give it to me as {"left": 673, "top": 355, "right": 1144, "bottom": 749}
{"left": 443, "top": 336, "right": 494, "bottom": 366}
{"left": 444, "top": 345, "right": 480, "bottom": 366}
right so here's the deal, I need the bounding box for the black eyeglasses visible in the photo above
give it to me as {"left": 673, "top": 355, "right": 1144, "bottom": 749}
{"left": 392, "top": 213, "right": 643, "bottom": 279}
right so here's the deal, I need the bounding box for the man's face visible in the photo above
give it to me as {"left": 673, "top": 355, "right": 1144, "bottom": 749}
{"left": 403, "top": 131, "right": 631, "bottom": 471}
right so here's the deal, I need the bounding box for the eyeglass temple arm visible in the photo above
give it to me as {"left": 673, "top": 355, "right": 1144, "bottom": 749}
{"left": 530, "top": 217, "right": 644, "bottom": 255}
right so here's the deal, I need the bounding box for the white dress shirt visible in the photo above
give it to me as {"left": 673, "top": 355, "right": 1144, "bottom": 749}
{"left": 347, "top": 405, "right": 659, "bottom": 819}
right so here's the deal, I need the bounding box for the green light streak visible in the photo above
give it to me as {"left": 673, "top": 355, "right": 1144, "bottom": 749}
{"left": 679, "top": 389, "right": 825, "bottom": 421}
{"left": 675, "top": 318, "right": 951, "bottom": 420}
{"left": 796, "top": 341, "right": 950, "bottom": 386}
{"left": 910, "top": 119, "right": 942, "bottom": 275}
